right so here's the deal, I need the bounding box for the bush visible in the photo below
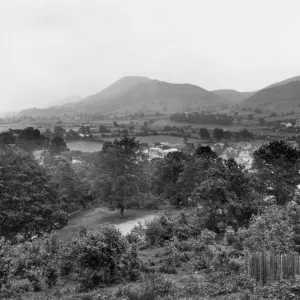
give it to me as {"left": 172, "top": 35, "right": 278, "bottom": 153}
{"left": 144, "top": 214, "right": 174, "bottom": 246}
{"left": 254, "top": 277, "right": 300, "bottom": 299}
{"left": 240, "top": 205, "right": 296, "bottom": 254}
{"left": 159, "top": 239, "right": 189, "bottom": 274}
{"left": 0, "top": 233, "right": 60, "bottom": 296}
{"left": 126, "top": 222, "right": 147, "bottom": 250}
{"left": 116, "top": 273, "right": 177, "bottom": 300}
{"left": 61, "top": 225, "right": 135, "bottom": 291}
{"left": 227, "top": 258, "right": 243, "bottom": 273}
{"left": 138, "top": 193, "right": 160, "bottom": 210}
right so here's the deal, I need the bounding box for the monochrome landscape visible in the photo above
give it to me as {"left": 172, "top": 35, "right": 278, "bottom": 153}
{"left": 2, "top": 1, "right": 300, "bottom": 299}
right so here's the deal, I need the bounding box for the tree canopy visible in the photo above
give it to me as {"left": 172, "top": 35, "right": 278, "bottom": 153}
{"left": 97, "top": 137, "right": 143, "bottom": 216}
{"left": 0, "top": 148, "right": 67, "bottom": 240}
{"left": 252, "top": 140, "right": 300, "bottom": 205}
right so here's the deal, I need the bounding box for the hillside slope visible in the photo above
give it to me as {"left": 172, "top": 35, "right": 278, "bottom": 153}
{"left": 264, "top": 75, "right": 300, "bottom": 89}
{"left": 242, "top": 81, "right": 300, "bottom": 111}
{"left": 20, "top": 77, "right": 229, "bottom": 116}
{"left": 212, "top": 89, "right": 256, "bottom": 103}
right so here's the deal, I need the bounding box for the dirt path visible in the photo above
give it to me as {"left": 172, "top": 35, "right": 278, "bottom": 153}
{"left": 58, "top": 205, "right": 193, "bottom": 241}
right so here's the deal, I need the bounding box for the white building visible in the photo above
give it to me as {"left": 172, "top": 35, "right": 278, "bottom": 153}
{"left": 148, "top": 147, "right": 178, "bottom": 160}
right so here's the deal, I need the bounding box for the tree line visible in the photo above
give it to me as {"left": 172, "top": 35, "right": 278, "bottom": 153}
{"left": 170, "top": 112, "right": 233, "bottom": 125}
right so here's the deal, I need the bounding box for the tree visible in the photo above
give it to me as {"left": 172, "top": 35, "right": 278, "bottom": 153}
{"left": 191, "top": 158, "right": 259, "bottom": 233}
{"left": 223, "top": 130, "right": 232, "bottom": 140}
{"left": 178, "top": 146, "right": 218, "bottom": 201}
{"left": 98, "top": 137, "right": 143, "bottom": 216}
{"left": 50, "top": 160, "right": 92, "bottom": 212}
{"left": 99, "top": 125, "right": 108, "bottom": 134}
{"left": 0, "top": 148, "right": 67, "bottom": 240}
{"left": 0, "top": 132, "right": 15, "bottom": 149}
{"left": 199, "top": 128, "right": 210, "bottom": 140}
{"left": 240, "top": 205, "right": 296, "bottom": 254}
{"left": 213, "top": 128, "right": 224, "bottom": 141}
{"left": 238, "top": 129, "right": 254, "bottom": 141}
{"left": 49, "top": 136, "right": 69, "bottom": 155}
{"left": 122, "top": 129, "right": 129, "bottom": 137}
{"left": 252, "top": 140, "right": 300, "bottom": 205}
{"left": 54, "top": 126, "right": 66, "bottom": 138}
{"left": 259, "top": 118, "right": 266, "bottom": 126}
{"left": 152, "top": 151, "right": 187, "bottom": 205}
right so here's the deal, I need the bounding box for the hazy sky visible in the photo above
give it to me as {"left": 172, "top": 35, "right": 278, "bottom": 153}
{"left": 1, "top": 0, "right": 300, "bottom": 112}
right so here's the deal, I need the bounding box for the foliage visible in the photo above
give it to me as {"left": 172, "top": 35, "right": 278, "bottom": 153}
{"left": 144, "top": 214, "right": 174, "bottom": 246}
{"left": 96, "top": 137, "right": 144, "bottom": 216}
{"left": 239, "top": 205, "right": 297, "bottom": 254}
{"left": 152, "top": 151, "right": 187, "bottom": 204}
{"left": 170, "top": 112, "right": 233, "bottom": 125}
{"left": 50, "top": 160, "right": 92, "bottom": 212}
{"left": 60, "top": 225, "right": 131, "bottom": 291}
{"left": 136, "top": 192, "right": 160, "bottom": 210}
{"left": 177, "top": 146, "right": 218, "bottom": 201}
{"left": 199, "top": 127, "right": 210, "bottom": 140}
{"left": 49, "top": 136, "right": 69, "bottom": 155}
{"left": 191, "top": 158, "right": 259, "bottom": 233}
{"left": 213, "top": 128, "right": 225, "bottom": 140}
{"left": 115, "top": 273, "right": 177, "bottom": 300}
{"left": 0, "top": 233, "right": 61, "bottom": 296}
{"left": 0, "top": 148, "right": 67, "bottom": 240}
{"left": 253, "top": 277, "right": 300, "bottom": 300}
{"left": 252, "top": 140, "right": 300, "bottom": 205}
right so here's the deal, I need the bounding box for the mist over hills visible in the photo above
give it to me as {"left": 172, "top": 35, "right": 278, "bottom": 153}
{"left": 241, "top": 80, "right": 300, "bottom": 111}
{"left": 211, "top": 89, "right": 256, "bottom": 104}
{"left": 17, "top": 74, "right": 300, "bottom": 117}
{"left": 19, "top": 76, "right": 229, "bottom": 117}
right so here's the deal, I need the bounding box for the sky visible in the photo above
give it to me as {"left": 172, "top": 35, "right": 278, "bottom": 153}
{"left": 1, "top": 0, "right": 300, "bottom": 112}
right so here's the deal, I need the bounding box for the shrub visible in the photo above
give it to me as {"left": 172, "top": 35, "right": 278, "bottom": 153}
{"left": 144, "top": 214, "right": 174, "bottom": 246}
{"left": 0, "top": 238, "right": 12, "bottom": 290}
{"left": 61, "top": 225, "right": 133, "bottom": 291}
{"left": 159, "top": 239, "right": 189, "bottom": 274}
{"left": 126, "top": 222, "right": 146, "bottom": 250}
{"left": 227, "top": 258, "right": 243, "bottom": 273}
{"left": 138, "top": 193, "right": 160, "bottom": 210}
{"left": 240, "top": 205, "right": 296, "bottom": 254}
{"left": 116, "top": 273, "right": 177, "bottom": 300}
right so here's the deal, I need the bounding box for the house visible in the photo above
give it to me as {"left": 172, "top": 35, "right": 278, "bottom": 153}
{"left": 286, "top": 122, "right": 293, "bottom": 128}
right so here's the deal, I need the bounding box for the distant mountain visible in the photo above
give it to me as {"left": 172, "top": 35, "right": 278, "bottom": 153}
{"left": 212, "top": 89, "right": 256, "bottom": 103}
{"left": 75, "top": 76, "right": 229, "bottom": 113}
{"left": 242, "top": 80, "right": 300, "bottom": 111}
{"left": 19, "top": 76, "right": 229, "bottom": 117}
{"left": 264, "top": 75, "right": 300, "bottom": 89}
{"left": 18, "top": 94, "right": 83, "bottom": 117}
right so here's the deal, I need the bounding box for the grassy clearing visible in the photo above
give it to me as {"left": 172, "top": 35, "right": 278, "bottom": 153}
{"left": 58, "top": 205, "right": 191, "bottom": 242}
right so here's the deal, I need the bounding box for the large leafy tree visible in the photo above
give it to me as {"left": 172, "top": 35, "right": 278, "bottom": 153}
{"left": 152, "top": 151, "right": 187, "bottom": 205}
{"left": 213, "top": 128, "right": 224, "bottom": 141}
{"left": 191, "top": 158, "right": 259, "bottom": 233}
{"left": 97, "top": 137, "right": 143, "bottom": 216}
{"left": 50, "top": 160, "right": 92, "bottom": 212}
{"left": 252, "top": 140, "right": 300, "bottom": 205}
{"left": 178, "top": 146, "right": 219, "bottom": 201}
{"left": 199, "top": 128, "right": 210, "bottom": 140}
{"left": 0, "top": 148, "right": 67, "bottom": 240}
{"left": 49, "top": 136, "right": 69, "bottom": 155}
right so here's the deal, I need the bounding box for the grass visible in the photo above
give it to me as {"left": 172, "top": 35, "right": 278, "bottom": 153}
{"left": 58, "top": 205, "right": 191, "bottom": 242}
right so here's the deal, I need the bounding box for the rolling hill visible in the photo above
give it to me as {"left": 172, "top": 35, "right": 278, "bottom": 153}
{"left": 241, "top": 80, "right": 300, "bottom": 112}
{"left": 212, "top": 89, "right": 256, "bottom": 103}
{"left": 19, "top": 77, "right": 229, "bottom": 117}
{"left": 264, "top": 75, "right": 300, "bottom": 89}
